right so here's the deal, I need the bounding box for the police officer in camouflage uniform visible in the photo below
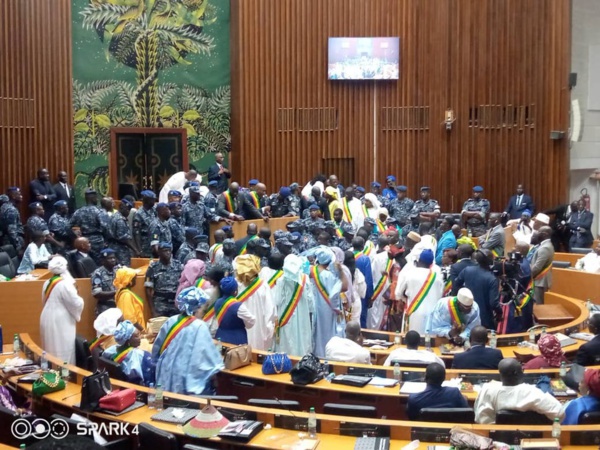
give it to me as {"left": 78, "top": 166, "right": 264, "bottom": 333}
{"left": 389, "top": 185, "right": 415, "bottom": 235}
{"left": 108, "top": 199, "right": 138, "bottom": 266}
{"left": 144, "top": 242, "right": 183, "bottom": 317}
{"left": 49, "top": 200, "right": 75, "bottom": 253}
{"left": 288, "top": 183, "right": 302, "bottom": 217}
{"left": 182, "top": 185, "right": 219, "bottom": 235}
{"left": 203, "top": 181, "right": 220, "bottom": 215}
{"left": 149, "top": 203, "right": 172, "bottom": 254}
{"left": 70, "top": 188, "right": 105, "bottom": 263}
{"left": 461, "top": 185, "right": 490, "bottom": 237}
{"left": 133, "top": 190, "right": 157, "bottom": 258}
{"left": 26, "top": 202, "right": 49, "bottom": 235}
{"left": 90, "top": 248, "right": 117, "bottom": 316}
{"left": 409, "top": 186, "right": 441, "bottom": 232}
{"left": 0, "top": 188, "right": 24, "bottom": 255}
{"left": 267, "top": 187, "right": 299, "bottom": 218}
{"left": 175, "top": 227, "right": 198, "bottom": 264}
{"left": 168, "top": 202, "right": 184, "bottom": 253}
{"left": 370, "top": 182, "right": 388, "bottom": 209}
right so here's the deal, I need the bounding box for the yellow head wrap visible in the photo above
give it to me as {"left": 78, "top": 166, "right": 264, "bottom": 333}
{"left": 235, "top": 254, "right": 262, "bottom": 285}
{"left": 113, "top": 267, "right": 137, "bottom": 290}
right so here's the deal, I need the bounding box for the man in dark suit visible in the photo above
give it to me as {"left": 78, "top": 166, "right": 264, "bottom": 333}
{"left": 568, "top": 199, "right": 594, "bottom": 250}
{"left": 406, "top": 363, "right": 468, "bottom": 420}
{"left": 575, "top": 314, "right": 600, "bottom": 366}
{"left": 449, "top": 244, "right": 476, "bottom": 284}
{"left": 53, "top": 170, "right": 76, "bottom": 214}
{"left": 207, "top": 152, "right": 231, "bottom": 193}
{"left": 29, "top": 168, "right": 57, "bottom": 220}
{"left": 504, "top": 184, "right": 535, "bottom": 220}
{"left": 544, "top": 201, "right": 577, "bottom": 252}
{"left": 452, "top": 326, "right": 503, "bottom": 369}
{"left": 234, "top": 223, "right": 259, "bottom": 255}
{"left": 216, "top": 182, "right": 266, "bottom": 221}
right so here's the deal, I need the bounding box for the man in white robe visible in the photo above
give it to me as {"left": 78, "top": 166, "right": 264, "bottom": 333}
{"left": 158, "top": 170, "right": 200, "bottom": 203}
{"left": 40, "top": 256, "right": 84, "bottom": 364}
{"left": 325, "top": 321, "right": 371, "bottom": 364}
{"left": 367, "top": 250, "right": 392, "bottom": 330}
{"left": 235, "top": 255, "right": 277, "bottom": 351}
{"left": 341, "top": 187, "right": 365, "bottom": 230}
{"left": 395, "top": 249, "right": 443, "bottom": 334}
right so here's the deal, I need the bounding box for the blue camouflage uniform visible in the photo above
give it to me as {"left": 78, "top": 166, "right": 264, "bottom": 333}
{"left": 409, "top": 199, "right": 441, "bottom": 232}
{"left": 90, "top": 264, "right": 116, "bottom": 315}
{"left": 70, "top": 205, "right": 105, "bottom": 261}
{"left": 108, "top": 211, "right": 133, "bottom": 266}
{"left": 168, "top": 217, "right": 185, "bottom": 253}
{"left": 26, "top": 215, "right": 49, "bottom": 234}
{"left": 133, "top": 206, "right": 157, "bottom": 257}
{"left": 181, "top": 200, "right": 216, "bottom": 234}
{"left": 145, "top": 258, "right": 184, "bottom": 317}
{"left": 461, "top": 193, "right": 490, "bottom": 237}
{"left": 1, "top": 203, "right": 25, "bottom": 252}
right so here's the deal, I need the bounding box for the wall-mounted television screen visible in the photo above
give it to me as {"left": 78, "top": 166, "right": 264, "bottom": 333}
{"left": 328, "top": 37, "right": 400, "bottom": 80}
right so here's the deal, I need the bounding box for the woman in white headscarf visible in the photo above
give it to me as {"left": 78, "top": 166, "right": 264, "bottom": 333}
{"left": 363, "top": 193, "right": 381, "bottom": 220}
{"left": 39, "top": 256, "right": 84, "bottom": 364}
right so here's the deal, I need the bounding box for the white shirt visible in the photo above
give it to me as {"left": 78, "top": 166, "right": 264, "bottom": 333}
{"left": 383, "top": 348, "right": 445, "bottom": 367}
{"left": 474, "top": 381, "right": 564, "bottom": 424}
{"left": 576, "top": 252, "right": 600, "bottom": 273}
{"left": 325, "top": 336, "right": 371, "bottom": 365}
{"left": 17, "top": 242, "right": 51, "bottom": 274}
{"left": 158, "top": 172, "right": 202, "bottom": 203}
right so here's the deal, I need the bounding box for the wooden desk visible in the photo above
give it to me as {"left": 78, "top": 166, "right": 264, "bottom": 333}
{"left": 9, "top": 269, "right": 52, "bottom": 282}
{"left": 554, "top": 252, "right": 581, "bottom": 267}
{"left": 534, "top": 304, "right": 575, "bottom": 327}
{"left": 208, "top": 217, "right": 297, "bottom": 244}
{"left": 552, "top": 268, "right": 600, "bottom": 302}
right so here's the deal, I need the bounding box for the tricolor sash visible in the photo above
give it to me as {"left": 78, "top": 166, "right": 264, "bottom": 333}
{"left": 448, "top": 297, "right": 465, "bottom": 326}
{"left": 362, "top": 205, "right": 369, "bottom": 219}
{"left": 371, "top": 258, "right": 393, "bottom": 301}
{"left": 195, "top": 277, "right": 211, "bottom": 290}
{"left": 406, "top": 270, "right": 437, "bottom": 316}
{"left": 89, "top": 335, "right": 111, "bottom": 352}
{"left": 376, "top": 219, "right": 386, "bottom": 234}
{"left": 210, "top": 244, "right": 222, "bottom": 263}
{"left": 159, "top": 314, "right": 196, "bottom": 356}
{"left": 342, "top": 199, "right": 353, "bottom": 222}
{"left": 443, "top": 278, "right": 453, "bottom": 296}
{"left": 203, "top": 304, "right": 215, "bottom": 322}
{"left": 335, "top": 226, "right": 344, "bottom": 238}
{"left": 534, "top": 264, "right": 551, "bottom": 281}
{"left": 311, "top": 266, "right": 337, "bottom": 313}
{"left": 237, "top": 277, "right": 262, "bottom": 303}
{"left": 123, "top": 288, "right": 144, "bottom": 307}
{"left": 43, "top": 275, "right": 62, "bottom": 304}
{"left": 216, "top": 296, "right": 238, "bottom": 325}
{"left": 353, "top": 249, "right": 367, "bottom": 259}
{"left": 239, "top": 235, "right": 258, "bottom": 255}
{"left": 112, "top": 346, "right": 133, "bottom": 364}
{"left": 249, "top": 191, "right": 261, "bottom": 209}
{"left": 268, "top": 270, "right": 283, "bottom": 288}
{"left": 223, "top": 191, "right": 235, "bottom": 212}
{"left": 278, "top": 276, "right": 306, "bottom": 329}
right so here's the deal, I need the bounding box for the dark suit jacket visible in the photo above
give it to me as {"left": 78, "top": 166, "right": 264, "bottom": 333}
{"left": 454, "top": 266, "right": 499, "bottom": 329}
{"left": 449, "top": 258, "right": 476, "bottom": 284}
{"left": 53, "top": 182, "right": 76, "bottom": 213}
{"left": 207, "top": 163, "right": 231, "bottom": 193}
{"left": 575, "top": 335, "right": 600, "bottom": 366}
{"left": 216, "top": 192, "right": 262, "bottom": 220}
{"left": 505, "top": 194, "right": 535, "bottom": 219}
{"left": 234, "top": 235, "right": 254, "bottom": 255}
{"left": 451, "top": 345, "right": 503, "bottom": 370}
{"left": 568, "top": 210, "right": 594, "bottom": 247}
{"left": 406, "top": 385, "right": 468, "bottom": 421}
{"left": 29, "top": 179, "right": 57, "bottom": 219}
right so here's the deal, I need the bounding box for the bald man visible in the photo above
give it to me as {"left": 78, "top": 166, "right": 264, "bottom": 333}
{"left": 325, "top": 321, "right": 371, "bottom": 364}
{"left": 474, "top": 358, "right": 563, "bottom": 424}
{"left": 207, "top": 152, "right": 231, "bottom": 193}
{"left": 530, "top": 226, "right": 554, "bottom": 304}
{"left": 479, "top": 213, "right": 505, "bottom": 258}
{"left": 216, "top": 182, "right": 266, "bottom": 221}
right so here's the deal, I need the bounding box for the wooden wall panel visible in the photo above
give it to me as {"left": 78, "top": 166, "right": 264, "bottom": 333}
{"left": 231, "top": 0, "right": 570, "bottom": 212}
{"left": 0, "top": 0, "right": 73, "bottom": 203}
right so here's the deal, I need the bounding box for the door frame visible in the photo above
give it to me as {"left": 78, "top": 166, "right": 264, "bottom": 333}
{"left": 109, "top": 127, "right": 188, "bottom": 198}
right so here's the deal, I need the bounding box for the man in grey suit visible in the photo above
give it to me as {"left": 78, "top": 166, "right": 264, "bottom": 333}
{"left": 479, "top": 213, "right": 505, "bottom": 258}
{"left": 530, "top": 226, "right": 554, "bottom": 304}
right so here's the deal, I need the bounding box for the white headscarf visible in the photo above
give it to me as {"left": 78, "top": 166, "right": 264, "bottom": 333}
{"left": 363, "top": 193, "right": 380, "bottom": 219}
{"left": 48, "top": 256, "right": 74, "bottom": 284}
{"left": 283, "top": 254, "right": 304, "bottom": 284}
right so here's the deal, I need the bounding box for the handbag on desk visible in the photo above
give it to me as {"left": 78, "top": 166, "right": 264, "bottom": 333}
{"left": 80, "top": 369, "right": 112, "bottom": 411}
{"left": 224, "top": 344, "right": 252, "bottom": 370}
{"left": 290, "top": 353, "right": 324, "bottom": 386}
{"left": 261, "top": 353, "right": 292, "bottom": 375}
{"left": 99, "top": 388, "right": 136, "bottom": 412}
{"left": 32, "top": 371, "right": 65, "bottom": 397}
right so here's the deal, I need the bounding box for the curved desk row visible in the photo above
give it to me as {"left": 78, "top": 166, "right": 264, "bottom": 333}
{"left": 3, "top": 334, "right": 600, "bottom": 449}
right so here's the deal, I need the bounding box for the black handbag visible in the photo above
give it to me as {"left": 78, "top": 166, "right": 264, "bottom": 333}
{"left": 562, "top": 363, "right": 585, "bottom": 391}
{"left": 290, "top": 353, "right": 324, "bottom": 386}
{"left": 80, "top": 370, "right": 112, "bottom": 411}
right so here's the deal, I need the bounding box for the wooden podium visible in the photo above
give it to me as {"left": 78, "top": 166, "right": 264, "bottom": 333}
{"left": 209, "top": 217, "right": 297, "bottom": 243}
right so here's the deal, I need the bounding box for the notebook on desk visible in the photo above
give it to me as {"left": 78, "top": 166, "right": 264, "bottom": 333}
{"left": 553, "top": 332, "right": 577, "bottom": 348}
{"left": 331, "top": 374, "right": 372, "bottom": 387}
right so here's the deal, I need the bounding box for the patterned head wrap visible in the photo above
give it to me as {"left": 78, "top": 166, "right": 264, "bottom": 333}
{"left": 537, "top": 334, "right": 564, "bottom": 367}
{"left": 176, "top": 286, "right": 209, "bottom": 316}
{"left": 585, "top": 368, "right": 600, "bottom": 397}
{"left": 113, "top": 267, "right": 137, "bottom": 290}
{"left": 114, "top": 320, "right": 136, "bottom": 345}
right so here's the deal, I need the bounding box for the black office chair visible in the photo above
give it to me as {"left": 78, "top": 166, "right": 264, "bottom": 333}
{"left": 75, "top": 335, "right": 94, "bottom": 371}
{"left": 97, "top": 356, "right": 128, "bottom": 382}
{"left": 390, "top": 360, "right": 430, "bottom": 369}
{"left": 552, "top": 261, "right": 571, "bottom": 268}
{"left": 1, "top": 245, "right": 19, "bottom": 270}
{"left": 571, "top": 247, "right": 592, "bottom": 254}
{"left": 579, "top": 411, "right": 600, "bottom": 424}
{"left": 496, "top": 409, "right": 552, "bottom": 425}
{"left": 323, "top": 403, "right": 377, "bottom": 418}
{"left": 248, "top": 398, "right": 301, "bottom": 411}
{"left": 138, "top": 422, "right": 178, "bottom": 450}
{"left": 73, "top": 256, "right": 97, "bottom": 278}
{"left": 418, "top": 407, "right": 475, "bottom": 423}
{"left": 0, "top": 252, "right": 16, "bottom": 279}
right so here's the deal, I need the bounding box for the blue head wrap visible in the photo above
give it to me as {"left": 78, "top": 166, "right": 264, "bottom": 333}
{"left": 419, "top": 249, "right": 434, "bottom": 266}
{"left": 114, "top": 320, "right": 136, "bottom": 345}
{"left": 220, "top": 276, "right": 238, "bottom": 297}
{"left": 316, "top": 248, "right": 333, "bottom": 265}
{"left": 176, "top": 286, "right": 209, "bottom": 316}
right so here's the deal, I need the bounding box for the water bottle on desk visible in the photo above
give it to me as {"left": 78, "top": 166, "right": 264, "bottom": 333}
{"left": 393, "top": 362, "right": 401, "bottom": 382}
{"left": 394, "top": 330, "right": 401, "bottom": 346}
{"left": 40, "top": 351, "right": 48, "bottom": 371}
{"left": 559, "top": 361, "right": 567, "bottom": 377}
{"left": 425, "top": 332, "right": 431, "bottom": 351}
{"left": 308, "top": 407, "right": 317, "bottom": 437}
{"left": 489, "top": 331, "right": 497, "bottom": 349}
{"left": 147, "top": 383, "right": 156, "bottom": 409}
{"left": 529, "top": 328, "right": 536, "bottom": 344}
{"left": 551, "top": 417, "right": 561, "bottom": 438}
{"left": 155, "top": 384, "right": 164, "bottom": 410}
{"left": 13, "top": 334, "right": 20, "bottom": 354}
{"left": 61, "top": 362, "right": 69, "bottom": 383}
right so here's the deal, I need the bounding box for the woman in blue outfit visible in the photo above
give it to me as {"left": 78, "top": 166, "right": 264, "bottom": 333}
{"left": 563, "top": 368, "right": 600, "bottom": 424}
{"left": 103, "top": 321, "right": 155, "bottom": 387}
{"left": 214, "top": 276, "right": 256, "bottom": 345}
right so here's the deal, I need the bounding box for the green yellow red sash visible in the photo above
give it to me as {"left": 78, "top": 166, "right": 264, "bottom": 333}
{"left": 342, "top": 199, "right": 353, "bottom": 222}
{"left": 237, "top": 277, "right": 262, "bottom": 303}
{"left": 371, "top": 258, "right": 393, "bottom": 301}
{"left": 203, "top": 304, "right": 215, "bottom": 322}
{"left": 123, "top": 288, "right": 144, "bottom": 307}
{"left": 210, "top": 244, "right": 222, "bottom": 263}
{"left": 362, "top": 205, "right": 369, "bottom": 219}
{"left": 216, "top": 296, "right": 238, "bottom": 325}
{"left": 195, "top": 277, "right": 211, "bottom": 290}
{"left": 443, "top": 278, "right": 452, "bottom": 296}
{"left": 406, "top": 270, "right": 437, "bottom": 316}
{"left": 249, "top": 191, "right": 260, "bottom": 209}
{"left": 159, "top": 314, "right": 196, "bottom": 356}
{"left": 376, "top": 219, "right": 386, "bottom": 234}
{"left": 353, "top": 249, "right": 367, "bottom": 259}
{"left": 311, "top": 266, "right": 336, "bottom": 312}
{"left": 534, "top": 264, "right": 551, "bottom": 281}
{"left": 335, "top": 226, "right": 343, "bottom": 238}
{"left": 448, "top": 297, "right": 465, "bottom": 326}
{"left": 278, "top": 276, "right": 306, "bottom": 329}
{"left": 223, "top": 191, "right": 235, "bottom": 212}
{"left": 43, "top": 275, "right": 62, "bottom": 304}
{"left": 239, "top": 235, "right": 258, "bottom": 255}
{"left": 112, "top": 346, "right": 133, "bottom": 364}
{"left": 89, "top": 335, "right": 111, "bottom": 352}
{"left": 268, "top": 270, "right": 283, "bottom": 288}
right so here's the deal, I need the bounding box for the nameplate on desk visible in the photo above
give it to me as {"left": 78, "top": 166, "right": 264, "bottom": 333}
{"left": 347, "top": 367, "right": 386, "bottom": 379}
{"left": 497, "top": 336, "right": 522, "bottom": 347}
{"left": 163, "top": 396, "right": 201, "bottom": 410}
{"left": 410, "top": 427, "right": 450, "bottom": 443}
{"left": 401, "top": 371, "right": 425, "bottom": 382}
{"left": 571, "top": 430, "right": 600, "bottom": 445}
{"left": 489, "top": 430, "right": 542, "bottom": 444}
{"left": 339, "top": 422, "right": 390, "bottom": 438}
{"left": 231, "top": 376, "right": 265, "bottom": 388}
{"left": 459, "top": 373, "right": 501, "bottom": 384}
{"left": 218, "top": 408, "right": 258, "bottom": 423}
{"left": 274, "top": 414, "right": 318, "bottom": 433}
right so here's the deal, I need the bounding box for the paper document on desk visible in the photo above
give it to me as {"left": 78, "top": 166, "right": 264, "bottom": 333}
{"left": 569, "top": 332, "right": 594, "bottom": 341}
{"left": 368, "top": 377, "right": 399, "bottom": 387}
{"left": 400, "top": 381, "right": 459, "bottom": 394}
{"left": 553, "top": 332, "right": 577, "bottom": 347}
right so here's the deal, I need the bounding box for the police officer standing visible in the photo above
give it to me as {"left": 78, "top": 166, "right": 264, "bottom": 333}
{"left": 70, "top": 188, "right": 105, "bottom": 263}
{"left": 461, "top": 186, "right": 490, "bottom": 237}
{"left": 145, "top": 242, "right": 184, "bottom": 317}
{"left": 389, "top": 185, "right": 414, "bottom": 236}
{"left": 90, "top": 248, "right": 118, "bottom": 316}
{"left": 133, "top": 190, "right": 158, "bottom": 257}
{"left": 409, "top": 186, "right": 440, "bottom": 232}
